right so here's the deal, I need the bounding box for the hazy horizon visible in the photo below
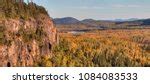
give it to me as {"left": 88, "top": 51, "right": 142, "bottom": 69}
{"left": 25, "top": 0, "right": 150, "bottom": 20}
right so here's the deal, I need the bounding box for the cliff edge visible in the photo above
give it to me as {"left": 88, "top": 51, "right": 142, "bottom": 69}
{"left": 0, "top": 0, "right": 57, "bottom": 67}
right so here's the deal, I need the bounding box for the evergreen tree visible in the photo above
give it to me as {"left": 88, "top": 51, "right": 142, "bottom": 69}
{"left": 1, "top": 0, "right": 49, "bottom": 19}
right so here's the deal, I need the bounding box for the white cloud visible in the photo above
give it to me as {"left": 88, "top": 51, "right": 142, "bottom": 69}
{"left": 113, "top": 4, "right": 141, "bottom": 8}
{"left": 72, "top": 4, "right": 141, "bottom": 10}
{"left": 127, "top": 5, "right": 140, "bottom": 8}
{"left": 73, "top": 6, "right": 104, "bottom": 9}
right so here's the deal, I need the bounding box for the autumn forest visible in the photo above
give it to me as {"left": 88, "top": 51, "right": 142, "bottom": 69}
{"left": 38, "top": 29, "right": 150, "bottom": 67}
{"left": 0, "top": 0, "right": 150, "bottom": 67}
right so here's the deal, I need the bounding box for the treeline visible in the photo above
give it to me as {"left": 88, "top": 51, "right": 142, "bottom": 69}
{"left": 0, "top": 0, "right": 49, "bottom": 19}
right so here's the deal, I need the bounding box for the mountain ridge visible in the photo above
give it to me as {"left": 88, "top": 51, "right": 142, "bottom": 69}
{"left": 54, "top": 17, "right": 150, "bottom": 24}
{"left": 53, "top": 17, "right": 150, "bottom": 32}
{"left": 53, "top": 17, "right": 79, "bottom": 24}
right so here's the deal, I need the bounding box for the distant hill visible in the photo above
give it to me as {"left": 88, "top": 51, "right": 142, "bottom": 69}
{"left": 53, "top": 17, "right": 150, "bottom": 32}
{"left": 53, "top": 17, "right": 79, "bottom": 24}
{"left": 116, "top": 19, "right": 150, "bottom": 26}
{"left": 114, "top": 18, "right": 139, "bottom": 22}
{"left": 81, "top": 19, "right": 96, "bottom": 23}
{"left": 136, "top": 19, "right": 150, "bottom": 25}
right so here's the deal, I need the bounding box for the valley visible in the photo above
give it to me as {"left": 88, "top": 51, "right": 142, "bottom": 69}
{"left": 49, "top": 29, "right": 150, "bottom": 67}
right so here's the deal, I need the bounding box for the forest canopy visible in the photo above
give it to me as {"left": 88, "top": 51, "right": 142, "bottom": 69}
{"left": 0, "top": 0, "right": 49, "bottom": 19}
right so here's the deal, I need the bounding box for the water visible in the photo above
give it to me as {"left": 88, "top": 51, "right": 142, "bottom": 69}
{"left": 68, "top": 31, "right": 85, "bottom": 34}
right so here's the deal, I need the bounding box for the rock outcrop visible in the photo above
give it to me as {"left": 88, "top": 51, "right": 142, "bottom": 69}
{"left": 0, "top": 0, "right": 57, "bottom": 67}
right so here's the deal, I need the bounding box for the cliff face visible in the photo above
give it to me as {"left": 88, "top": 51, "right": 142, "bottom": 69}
{"left": 0, "top": 15, "right": 57, "bottom": 67}
{"left": 0, "top": 1, "right": 57, "bottom": 67}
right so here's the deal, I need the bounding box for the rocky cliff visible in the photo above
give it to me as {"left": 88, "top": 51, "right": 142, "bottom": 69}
{"left": 0, "top": 0, "right": 57, "bottom": 67}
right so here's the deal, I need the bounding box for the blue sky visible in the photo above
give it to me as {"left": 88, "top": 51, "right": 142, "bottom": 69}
{"left": 27, "top": 0, "right": 150, "bottom": 20}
